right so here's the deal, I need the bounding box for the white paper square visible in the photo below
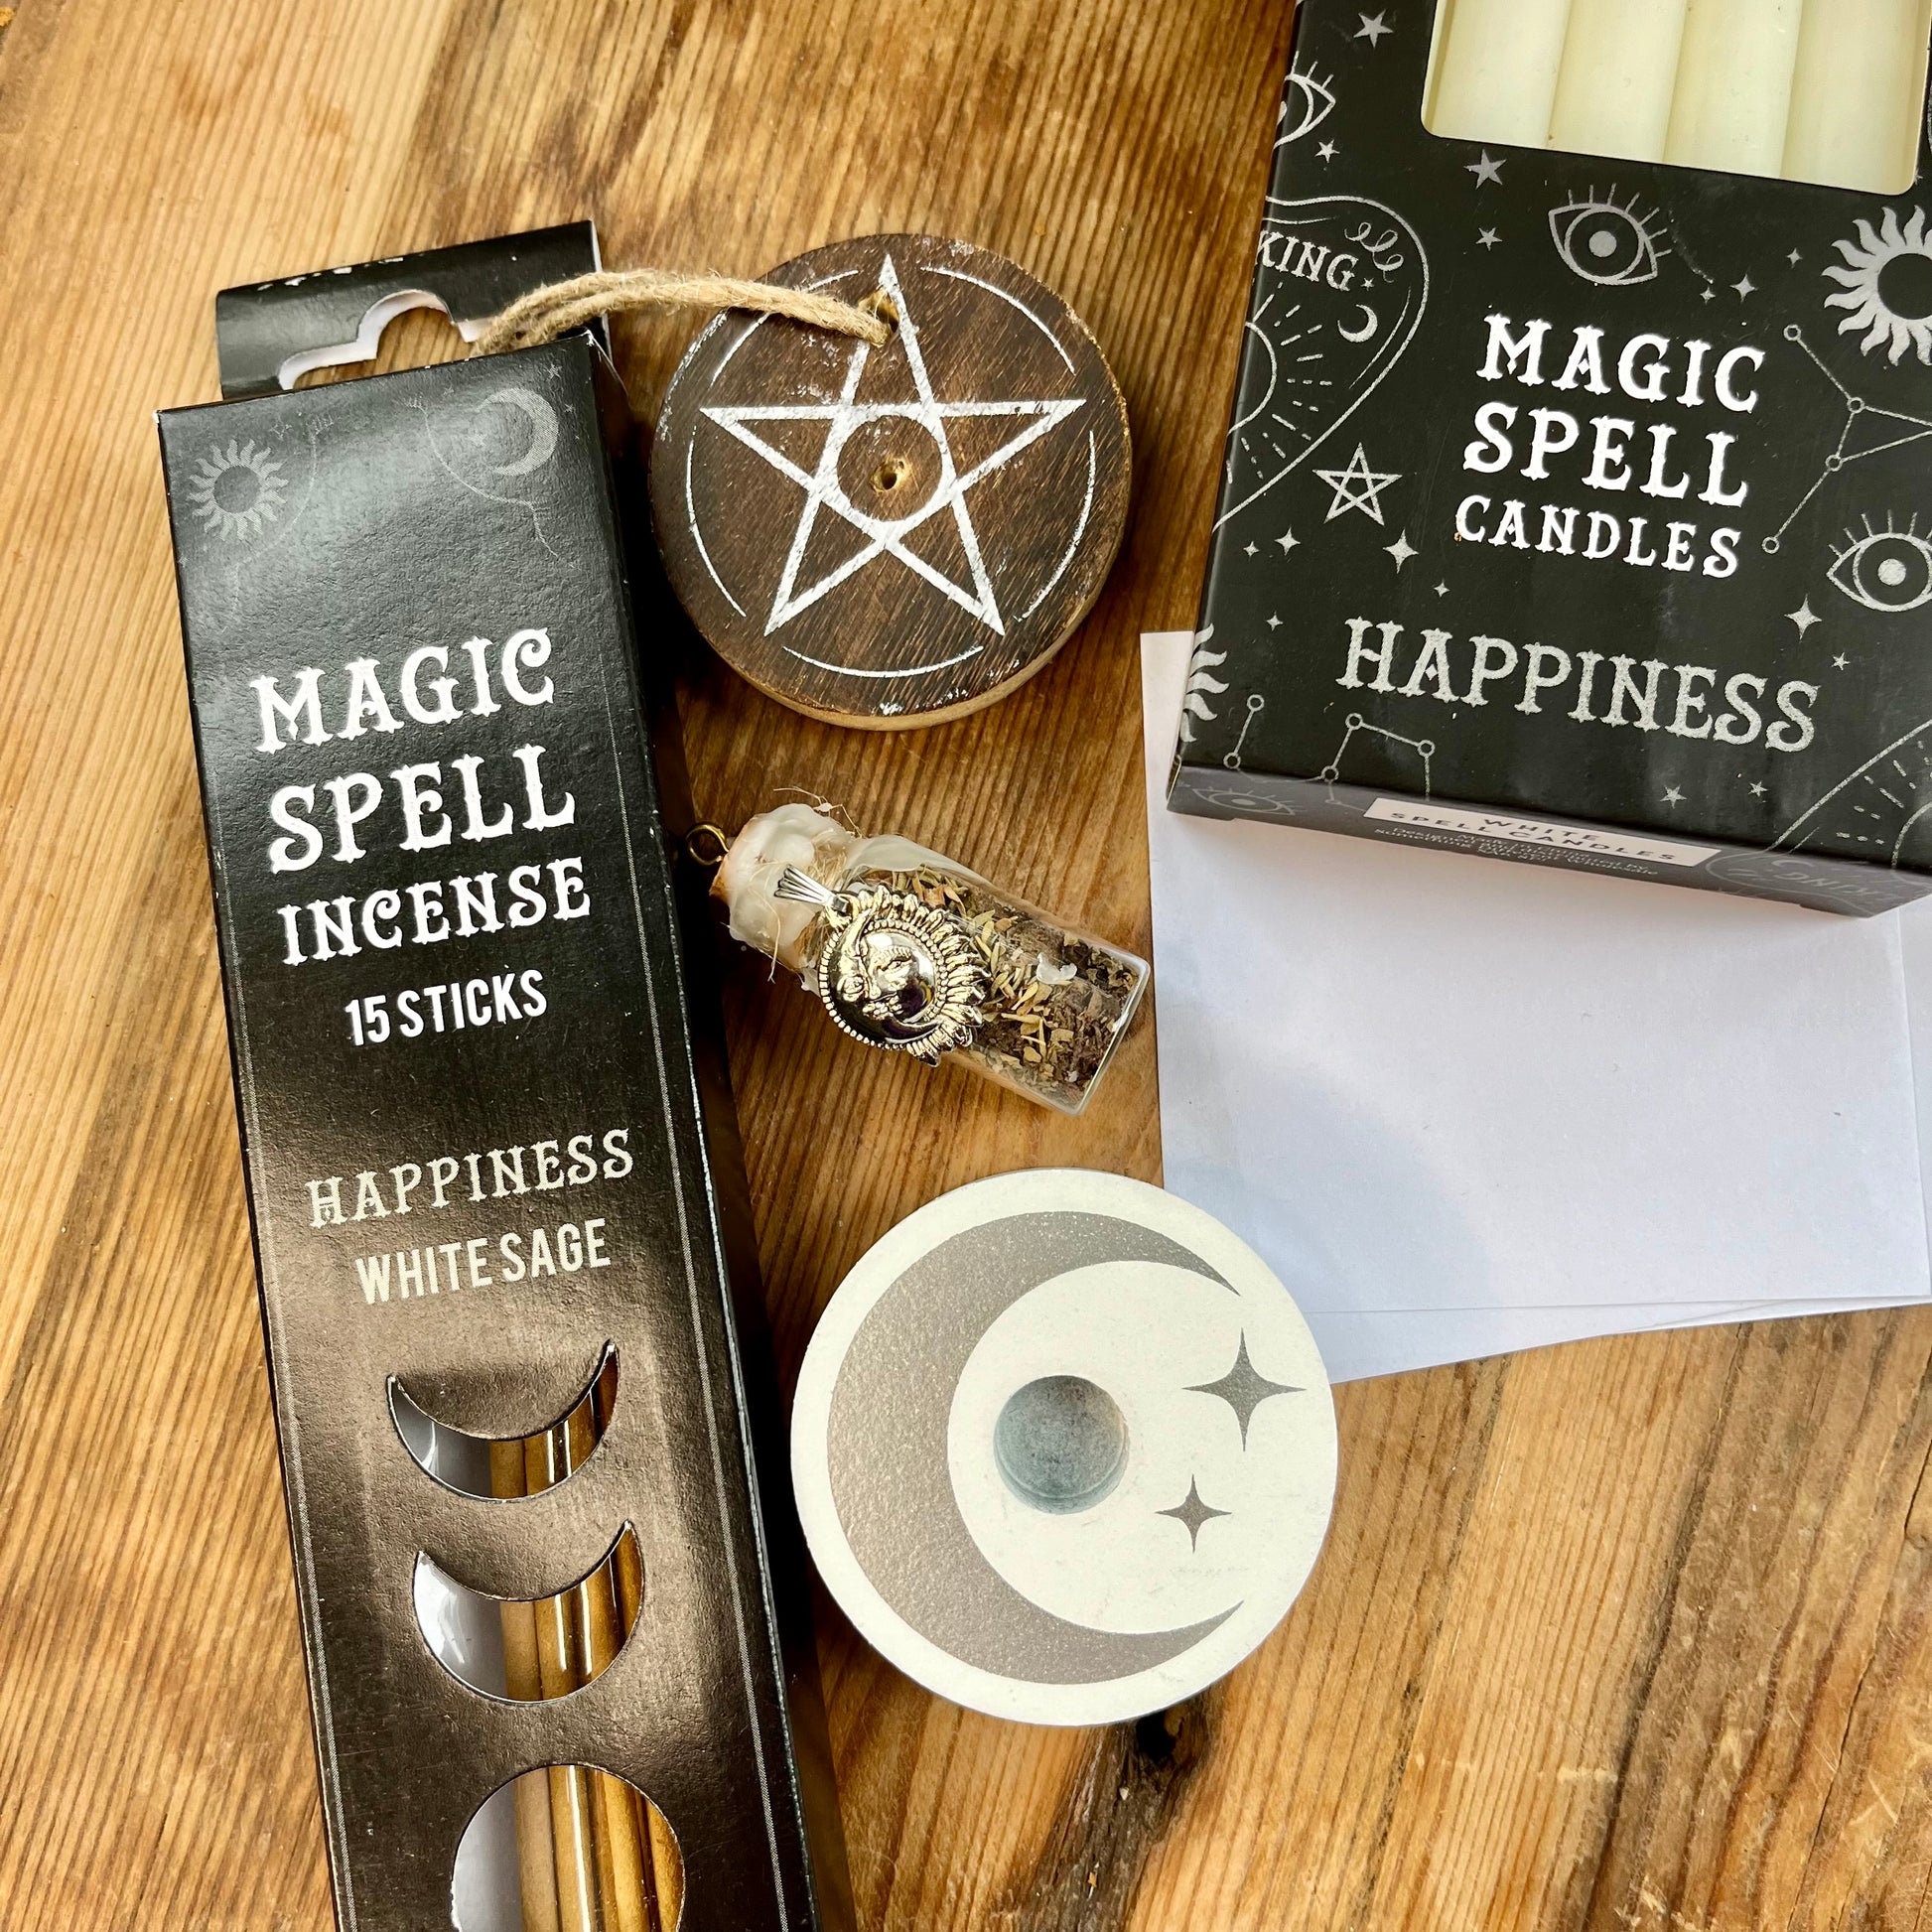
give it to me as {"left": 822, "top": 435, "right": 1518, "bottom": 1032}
{"left": 1142, "top": 632, "right": 1931, "bottom": 1380}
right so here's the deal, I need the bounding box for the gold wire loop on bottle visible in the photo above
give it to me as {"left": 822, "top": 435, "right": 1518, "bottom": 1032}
{"left": 685, "top": 823, "right": 731, "bottom": 870}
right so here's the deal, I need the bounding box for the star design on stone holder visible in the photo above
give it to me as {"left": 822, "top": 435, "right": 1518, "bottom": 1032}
{"left": 701, "top": 251, "right": 1085, "bottom": 639}
{"left": 1186, "top": 1332, "right": 1302, "bottom": 1446}
{"left": 1158, "top": 1477, "right": 1231, "bottom": 1551}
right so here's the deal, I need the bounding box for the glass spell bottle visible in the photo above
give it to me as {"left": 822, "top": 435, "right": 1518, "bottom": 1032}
{"left": 709, "top": 804, "right": 1149, "bottom": 1115}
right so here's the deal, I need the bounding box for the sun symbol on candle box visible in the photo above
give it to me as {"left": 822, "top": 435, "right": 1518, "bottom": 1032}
{"left": 1824, "top": 207, "right": 1932, "bottom": 364}
{"left": 186, "top": 439, "right": 287, "bottom": 541}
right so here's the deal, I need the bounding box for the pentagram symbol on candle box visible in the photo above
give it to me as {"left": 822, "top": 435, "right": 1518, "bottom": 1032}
{"left": 650, "top": 233, "right": 1131, "bottom": 729}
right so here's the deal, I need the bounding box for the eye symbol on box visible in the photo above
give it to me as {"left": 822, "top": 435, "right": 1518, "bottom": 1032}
{"left": 1548, "top": 193, "right": 1667, "bottom": 288}
{"left": 1830, "top": 516, "right": 1932, "bottom": 613}
{"left": 1277, "top": 65, "right": 1336, "bottom": 146}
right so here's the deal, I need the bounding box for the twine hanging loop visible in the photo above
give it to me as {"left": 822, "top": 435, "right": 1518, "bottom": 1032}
{"left": 472, "top": 267, "right": 894, "bottom": 357}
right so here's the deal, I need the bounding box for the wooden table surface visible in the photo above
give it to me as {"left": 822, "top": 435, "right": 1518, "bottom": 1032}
{"left": 4, "top": 3, "right": 1932, "bottom": 1928}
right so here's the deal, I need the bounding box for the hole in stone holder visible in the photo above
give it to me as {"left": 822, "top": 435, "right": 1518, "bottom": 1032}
{"left": 452, "top": 1765, "right": 684, "bottom": 1932}
{"left": 871, "top": 456, "right": 909, "bottom": 494}
{"left": 413, "top": 1525, "right": 643, "bottom": 1703}
{"left": 392, "top": 1345, "right": 618, "bottom": 1499}
{"left": 993, "top": 1374, "right": 1129, "bottom": 1515}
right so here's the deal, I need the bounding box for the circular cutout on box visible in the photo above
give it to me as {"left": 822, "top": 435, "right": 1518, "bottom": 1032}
{"left": 650, "top": 233, "right": 1131, "bottom": 729}
{"left": 790, "top": 1170, "right": 1337, "bottom": 1725}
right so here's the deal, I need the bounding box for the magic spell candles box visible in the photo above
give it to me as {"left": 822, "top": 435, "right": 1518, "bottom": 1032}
{"left": 159, "top": 227, "right": 852, "bottom": 1931}
{"left": 1176, "top": 0, "right": 1932, "bottom": 913}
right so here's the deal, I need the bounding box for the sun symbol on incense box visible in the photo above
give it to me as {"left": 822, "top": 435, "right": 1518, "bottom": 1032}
{"left": 1825, "top": 207, "right": 1932, "bottom": 364}
{"left": 185, "top": 438, "right": 287, "bottom": 540}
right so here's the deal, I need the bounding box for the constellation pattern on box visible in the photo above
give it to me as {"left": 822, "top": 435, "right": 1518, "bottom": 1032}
{"left": 1763, "top": 326, "right": 1932, "bottom": 554}
{"left": 1223, "top": 694, "right": 1266, "bottom": 770}
{"left": 1320, "top": 713, "right": 1435, "bottom": 797}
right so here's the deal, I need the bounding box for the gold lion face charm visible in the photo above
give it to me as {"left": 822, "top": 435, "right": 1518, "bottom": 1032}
{"left": 774, "top": 869, "right": 987, "bottom": 1063}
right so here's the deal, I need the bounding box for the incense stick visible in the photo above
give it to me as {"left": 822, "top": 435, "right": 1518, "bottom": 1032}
{"left": 1429, "top": 0, "right": 1574, "bottom": 145}
{"left": 1783, "top": 0, "right": 1932, "bottom": 191}
{"left": 1665, "top": 0, "right": 1805, "bottom": 176}
{"left": 1551, "top": 0, "right": 1691, "bottom": 159}
{"left": 486, "top": 1392, "right": 671, "bottom": 1932}
{"left": 492, "top": 1440, "right": 566, "bottom": 1932}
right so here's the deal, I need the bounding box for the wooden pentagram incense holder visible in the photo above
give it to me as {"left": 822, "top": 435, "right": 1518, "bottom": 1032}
{"left": 649, "top": 233, "right": 1131, "bottom": 729}
{"left": 157, "top": 225, "right": 853, "bottom": 1932}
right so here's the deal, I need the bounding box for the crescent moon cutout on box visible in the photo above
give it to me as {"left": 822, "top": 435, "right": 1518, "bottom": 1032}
{"left": 794, "top": 1171, "right": 1338, "bottom": 1725}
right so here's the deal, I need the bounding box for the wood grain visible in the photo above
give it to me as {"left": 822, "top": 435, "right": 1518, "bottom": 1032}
{"left": 1, "top": 3, "right": 1929, "bottom": 1930}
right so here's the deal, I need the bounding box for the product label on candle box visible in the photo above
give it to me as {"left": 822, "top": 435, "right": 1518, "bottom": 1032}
{"left": 1176, "top": 0, "right": 1932, "bottom": 914}
{"left": 161, "top": 243, "right": 850, "bottom": 1931}
{"left": 1362, "top": 799, "right": 1723, "bottom": 866}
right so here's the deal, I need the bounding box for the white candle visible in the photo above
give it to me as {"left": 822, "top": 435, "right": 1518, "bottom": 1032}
{"left": 1425, "top": 0, "right": 1455, "bottom": 123}
{"left": 1430, "top": 0, "right": 1575, "bottom": 147}
{"left": 1783, "top": 0, "right": 1932, "bottom": 192}
{"left": 1665, "top": 0, "right": 1806, "bottom": 177}
{"left": 1551, "top": 0, "right": 1692, "bottom": 160}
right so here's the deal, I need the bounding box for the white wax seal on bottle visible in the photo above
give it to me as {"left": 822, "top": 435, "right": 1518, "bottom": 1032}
{"left": 790, "top": 1170, "right": 1337, "bottom": 1725}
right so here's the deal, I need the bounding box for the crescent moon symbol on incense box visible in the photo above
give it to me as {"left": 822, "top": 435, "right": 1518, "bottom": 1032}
{"left": 483, "top": 386, "right": 559, "bottom": 476}
{"left": 792, "top": 1172, "right": 1338, "bottom": 1725}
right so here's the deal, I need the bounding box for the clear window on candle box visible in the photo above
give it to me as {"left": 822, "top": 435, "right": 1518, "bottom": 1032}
{"left": 1422, "top": 0, "right": 1932, "bottom": 193}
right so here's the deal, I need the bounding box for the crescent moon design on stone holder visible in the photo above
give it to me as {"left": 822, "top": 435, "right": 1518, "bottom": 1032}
{"left": 825, "top": 1210, "right": 1241, "bottom": 1686}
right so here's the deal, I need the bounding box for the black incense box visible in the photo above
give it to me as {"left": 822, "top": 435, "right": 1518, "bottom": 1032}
{"left": 158, "top": 226, "right": 852, "bottom": 1931}
{"left": 1177, "top": 0, "right": 1932, "bottom": 914}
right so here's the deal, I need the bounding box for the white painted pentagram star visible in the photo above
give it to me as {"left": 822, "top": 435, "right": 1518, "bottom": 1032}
{"left": 1385, "top": 530, "right": 1418, "bottom": 570}
{"left": 1788, "top": 599, "right": 1821, "bottom": 635}
{"left": 1662, "top": 786, "right": 1685, "bottom": 805}
{"left": 1314, "top": 443, "right": 1401, "bottom": 524}
{"left": 1316, "top": 139, "right": 1338, "bottom": 162}
{"left": 1356, "top": 11, "right": 1392, "bottom": 43}
{"left": 1277, "top": 528, "right": 1300, "bottom": 555}
{"left": 699, "top": 252, "right": 1084, "bottom": 638}
{"left": 1468, "top": 151, "right": 1504, "bottom": 186}
{"left": 1733, "top": 274, "right": 1755, "bottom": 300}
{"left": 1750, "top": 781, "right": 1767, "bottom": 796}
{"left": 1834, "top": 652, "right": 1850, "bottom": 669}
{"left": 1477, "top": 227, "right": 1500, "bottom": 248}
